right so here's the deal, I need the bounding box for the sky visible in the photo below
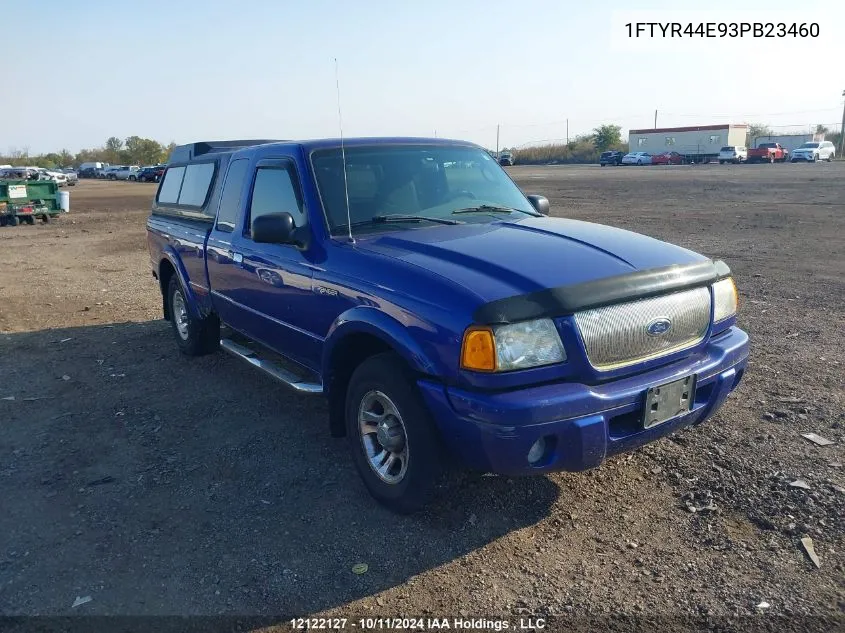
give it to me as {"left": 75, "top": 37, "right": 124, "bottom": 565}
{"left": 3, "top": 0, "right": 845, "bottom": 154}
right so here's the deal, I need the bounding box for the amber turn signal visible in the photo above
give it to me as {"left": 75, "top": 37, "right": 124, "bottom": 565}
{"left": 460, "top": 327, "right": 496, "bottom": 372}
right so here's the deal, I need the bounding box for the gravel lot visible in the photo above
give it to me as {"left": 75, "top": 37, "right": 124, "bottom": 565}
{"left": 1, "top": 166, "right": 843, "bottom": 631}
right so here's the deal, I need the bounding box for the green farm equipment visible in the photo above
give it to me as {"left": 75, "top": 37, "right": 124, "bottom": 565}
{"left": 0, "top": 179, "right": 63, "bottom": 226}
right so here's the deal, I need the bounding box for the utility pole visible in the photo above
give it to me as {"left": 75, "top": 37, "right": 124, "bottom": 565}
{"left": 496, "top": 124, "right": 500, "bottom": 158}
{"left": 840, "top": 90, "right": 845, "bottom": 158}
{"left": 566, "top": 119, "right": 569, "bottom": 144}
{"left": 654, "top": 109, "right": 658, "bottom": 129}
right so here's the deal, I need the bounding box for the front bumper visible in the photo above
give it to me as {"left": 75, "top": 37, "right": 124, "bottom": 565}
{"left": 419, "top": 326, "right": 749, "bottom": 475}
{"left": 790, "top": 154, "right": 815, "bottom": 162}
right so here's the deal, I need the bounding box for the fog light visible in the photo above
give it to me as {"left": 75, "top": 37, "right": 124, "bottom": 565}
{"left": 527, "top": 438, "right": 546, "bottom": 465}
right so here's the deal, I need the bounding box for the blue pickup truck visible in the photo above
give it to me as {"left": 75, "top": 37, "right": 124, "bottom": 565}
{"left": 146, "top": 138, "right": 749, "bottom": 513}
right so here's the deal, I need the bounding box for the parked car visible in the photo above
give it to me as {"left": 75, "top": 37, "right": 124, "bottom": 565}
{"left": 101, "top": 166, "right": 126, "bottom": 179}
{"left": 79, "top": 161, "right": 108, "bottom": 175}
{"left": 59, "top": 168, "right": 78, "bottom": 186}
{"left": 621, "top": 152, "right": 652, "bottom": 165}
{"left": 0, "top": 167, "right": 39, "bottom": 180}
{"left": 147, "top": 137, "right": 748, "bottom": 513}
{"left": 790, "top": 141, "right": 836, "bottom": 163}
{"left": 113, "top": 165, "right": 141, "bottom": 180}
{"left": 34, "top": 168, "right": 68, "bottom": 186}
{"left": 138, "top": 165, "right": 165, "bottom": 182}
{"left": 78, "top": 167, "right": 99, "bottom": 178}
{"left": 498, "top": 152, "right": 514, "bottom": 166}
{"left": 747, "top": 143, "right": 788, "bottom": 163}
{"left": 651, "top": 151, "right": 683, "bottom": 166}
{"left": 718, "top": 146, "right": 748, "bottom": 164}
{"left": 599, "top": 151, "right": 625, "bottom": 166}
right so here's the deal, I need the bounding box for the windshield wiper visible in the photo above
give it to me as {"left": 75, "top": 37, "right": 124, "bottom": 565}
{"left": 335, "top": 214, "right": 463, "bottom": 231}
{"left": 452, "top": 205, "right": 541, "bottom": 216}
{"left": 372, "top": 214, "right": 462, "bottom": 225}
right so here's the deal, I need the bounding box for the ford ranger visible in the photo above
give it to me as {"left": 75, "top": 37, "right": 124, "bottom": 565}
{"left": 146, "top": 138, "right": 749, "bottom": 513}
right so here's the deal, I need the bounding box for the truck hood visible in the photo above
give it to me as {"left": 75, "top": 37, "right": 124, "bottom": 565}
{"left": 354, "top": 216, "right": 709, "bottom": 305}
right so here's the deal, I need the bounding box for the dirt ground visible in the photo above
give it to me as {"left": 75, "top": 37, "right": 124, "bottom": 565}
{"left": 1, "top": 166, "right": 843, "bottom": 631}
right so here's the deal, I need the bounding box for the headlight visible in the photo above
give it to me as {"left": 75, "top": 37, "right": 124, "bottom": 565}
{"left": 460, "top": 318, "right": 566, "bottom": 372}
{"left": 712, "top": 277, "right": 738, "bottom": 322}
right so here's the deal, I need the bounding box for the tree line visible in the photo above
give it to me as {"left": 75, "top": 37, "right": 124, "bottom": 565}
{"left": 5, "top": 125, "right": 839, "bottom": 169}
{"left": 1, "top": 136, "right": 176, "bottom": 169}
{"left": 502, "top": 124, "right": 626, "bottom": 165}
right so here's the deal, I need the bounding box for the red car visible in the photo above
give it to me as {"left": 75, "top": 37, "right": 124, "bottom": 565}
{"left": 651, "top": 151, "right": 683, "bottom": 165}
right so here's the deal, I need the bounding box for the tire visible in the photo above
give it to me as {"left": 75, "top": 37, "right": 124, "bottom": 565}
{"left": 8, "top": 216, "right": 19, "bottom": 227}
{"left": 637, "top": 160, "right": 642, "bottom": 166}
{"left": 41, "top": 215, "right": 50, "bottom": 224}
{"left": 129, "top": 175, "right": 136, "bottom": 181}
{"left": 0, "top": 217, "right": 7, "bottom": 227}
{"left": 25, "top": 216, "right": 35, "bottom": 225}
{"left": 719, "top": 160, "right": 724, "bottom": 165}
{"left": 345, "top": 352, "right": 444, "bottom": 514}
{"left": 810, "top": 154, "right": 816, "bottom": 163}
{"left": 167, "top": 276, "right": 219, "bottom": 356}
{"left": 826, "top": 154, "right": 833, "bottom": 162}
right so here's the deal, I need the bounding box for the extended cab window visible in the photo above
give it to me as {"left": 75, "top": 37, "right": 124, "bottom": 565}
{"left": 247, "top": 165, "right": 306, "bottom": 236}
{"left": 216, "top": 159, "right": 249, "bottom": 232}
{"left": 157, "top": 166, "right": 185, "bottom": 203}
{"left": 177, "top": 163, "right": 215, "bottom": 207}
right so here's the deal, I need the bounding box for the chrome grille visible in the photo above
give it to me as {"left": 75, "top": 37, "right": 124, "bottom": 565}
{"left": 574, "top": 287, "right": 711, "bottom": 371}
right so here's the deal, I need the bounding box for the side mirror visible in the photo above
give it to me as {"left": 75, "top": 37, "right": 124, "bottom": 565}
{"left": 252, "top": 212, "right": 297, "bottom": 244}
{"left": 527, "top": 195, "right": 550, "bottom": 215}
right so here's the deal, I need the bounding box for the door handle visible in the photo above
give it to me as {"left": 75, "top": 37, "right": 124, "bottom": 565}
{"left": 228, "top": 251, "right": 243, "bottom": 264}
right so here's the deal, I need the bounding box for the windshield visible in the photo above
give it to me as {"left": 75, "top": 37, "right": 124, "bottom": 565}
{"left": 311, "top": 145, "right": 537, "bottom": 235}
{"left": 720, "top": 146, "right": 734, "bottom": 151}
{"left": 799, "top": 143, "right": 819, "bottom": 148}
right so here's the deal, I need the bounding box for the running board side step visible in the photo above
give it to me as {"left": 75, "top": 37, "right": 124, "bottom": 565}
{"left": 220, "top": 339, "right": 323, "bottom": 394}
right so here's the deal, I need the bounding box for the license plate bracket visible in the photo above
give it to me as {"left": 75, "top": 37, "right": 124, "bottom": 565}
{"left": 643, "top": 374, "right": 696, "bottom": 429}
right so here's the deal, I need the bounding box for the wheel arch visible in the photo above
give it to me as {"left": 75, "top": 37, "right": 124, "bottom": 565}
{"left": 322, "top": 308, "right": 441, "bottom": 438}
{"left": 158, "top": 248, "right": 202, "bottom": 320}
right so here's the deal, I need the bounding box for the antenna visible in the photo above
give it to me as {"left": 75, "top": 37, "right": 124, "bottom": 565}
{"left": 334, "top": 58, "right": 354, "bottom": 242}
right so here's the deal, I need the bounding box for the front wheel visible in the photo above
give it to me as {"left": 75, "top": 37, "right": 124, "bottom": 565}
{"left": 167, "top": 276, "right": 219, "bottom": 356}
{"left": 345, "top": 353, "right": 444, "bottom": 514}
{"left": 129, "top": 175, "right": 137, "bottom": 181}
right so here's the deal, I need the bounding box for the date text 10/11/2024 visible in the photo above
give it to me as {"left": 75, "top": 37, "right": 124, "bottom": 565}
{"left": 289, "top": 617, "right": 547, "bottom": 630}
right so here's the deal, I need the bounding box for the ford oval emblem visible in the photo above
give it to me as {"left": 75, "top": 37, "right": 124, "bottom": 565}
{"left": 646, "top": 318, "right": 672, "bottom": 337}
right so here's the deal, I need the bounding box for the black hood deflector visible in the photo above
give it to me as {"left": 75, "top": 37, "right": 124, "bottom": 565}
{"left": 473, "top": 260, "right": 731, "bottom": 324}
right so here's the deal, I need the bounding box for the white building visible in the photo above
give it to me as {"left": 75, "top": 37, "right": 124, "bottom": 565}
{"left": 628, "top": 124, "right": 748, "bottom": 161}
{"left": 752, "top": 133, "right": 823, "bottom": 152}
